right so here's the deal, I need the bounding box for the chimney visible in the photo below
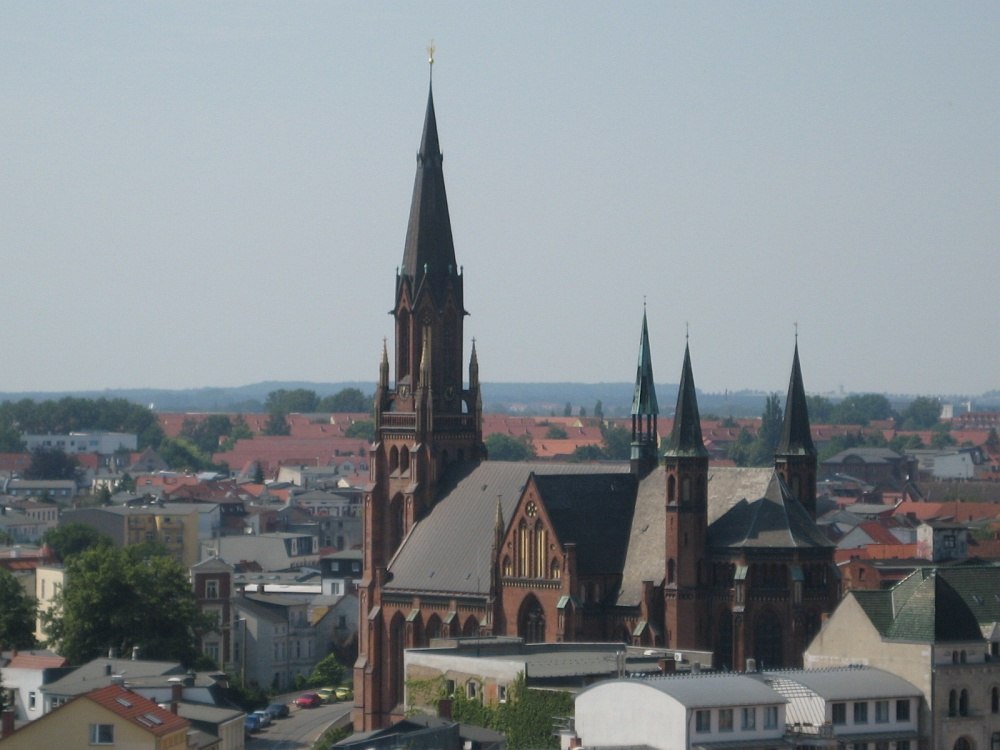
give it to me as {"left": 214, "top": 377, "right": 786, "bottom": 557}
{"left": 745, "top": 658, "right": 757, "bottom": 673}
{"left": 1, "top": 709, "right": 14, "bottom": 739}
{"left": 105, "top": 664, "right": 113, "bottom": 676}
{"left": 437, "top": 698, "right": 453, "bottom": 720}
{"left": 171, "top": 682, "right": 182, "bottom": 714}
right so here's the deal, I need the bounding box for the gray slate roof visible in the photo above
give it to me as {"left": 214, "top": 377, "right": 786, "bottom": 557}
{"left": 385, "top": 461, "right": 629, "bottom": 596}
{"left": 580, "top": 673, "right": 786, "bottom": 709}
{"left": 760, "top": 666, "right": 921, "bottom": 701}
{"left": 708, "top": 473, "right": 833, "bottom": 550}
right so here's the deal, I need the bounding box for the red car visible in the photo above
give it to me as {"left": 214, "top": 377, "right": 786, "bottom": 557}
{"left": 294, "top": 692, "right": 322, "bottom": 708}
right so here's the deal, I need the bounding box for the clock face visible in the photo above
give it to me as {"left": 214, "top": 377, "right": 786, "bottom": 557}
{"left": 526, "top": 501, "right": 537, "bottom": 518}
{"left": 399, "top": 385, "right": 410, "bottom": 398}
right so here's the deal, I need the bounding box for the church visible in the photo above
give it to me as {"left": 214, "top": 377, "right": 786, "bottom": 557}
{"left": 353, "top": 77, "right": 840, "bottom": 731}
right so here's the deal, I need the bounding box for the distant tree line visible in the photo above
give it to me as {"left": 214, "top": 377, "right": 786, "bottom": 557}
{"left": 0, "top": 387, "right": 374, "bottom": 477}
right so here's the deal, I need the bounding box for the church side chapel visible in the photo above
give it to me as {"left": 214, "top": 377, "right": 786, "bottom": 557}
{"left": 353, "top": 67, "right": 840, "bottom": 731}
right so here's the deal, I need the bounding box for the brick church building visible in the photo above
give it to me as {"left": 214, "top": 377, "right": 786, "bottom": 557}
{"left": 353, "top": 77, "right": 840, "bottom": 731}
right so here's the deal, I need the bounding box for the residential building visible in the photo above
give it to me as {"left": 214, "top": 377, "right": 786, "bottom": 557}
{"left": 1, "top": 479, "right": 76, "bottom": 501}
{"left": 62, "top": 502, "right": 219, "bottom": 567}
{"left": 805, "top": 565, "right": 1000, "bottom": 750}
{"left": 320, "top": 549, "right": 362, "bottom": 597}
{"left": 0, "top": 650, "right": 68, "bottom": 723}
{"left": 232, "top": 593, "right": 321, "bottom": 691}
{"left": 207, "top": 532, "right": 318, "bottom": 571}
{"left": 22, "top": 432, "right": 137, "bottom": 457}
{"left": 190, "top": 557, "right": 234, "bottom": 671}
{"left": 0, "top": 684, "right": 190, "bottom": 750}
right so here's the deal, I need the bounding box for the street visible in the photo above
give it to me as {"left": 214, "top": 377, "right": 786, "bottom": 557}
{"left": 247, "top": 698, "right": 353, "bottom": 750}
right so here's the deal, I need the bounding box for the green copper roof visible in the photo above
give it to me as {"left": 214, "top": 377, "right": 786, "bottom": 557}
{"left": 664, "top": 343, "right": 708, "bottom": 458}
{"left": 853, "top": 567, "right": 989, "bottom": 643}
{"left": 776, "top": 343, "right": 816, "bottom": 457}
{"left": 631, "top": 310, "right": 659, "bottom": 417}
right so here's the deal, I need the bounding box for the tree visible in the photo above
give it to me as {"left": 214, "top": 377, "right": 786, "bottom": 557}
{"left": 930, "top": 425, "right": 956, "bottom": 450}
{"left": 24, "top": 447, "right": 79, "bottom": 480}
{"left": 563, "top": 402, "right": 572, "bottom": 417}
{"left": 600, "top": 424, "right": 632, "bottom": 460}
{"left": 545, "top": 426, "right": 568, "bottom": 439}
{"left": 345, "top": 420, "right": 375, "bottom": 440}
{"left": 305, "top": 652, "right": 346, "bottom": 688}
{"left": 901, "top": 396, "right": 942, "bottom": 430}
{"left": 43, "top": 544, "right": 213, "bottom": 665}
{"left": 220, "top": 415, "right": 253, "bottom": 451}
{"left": 265, "top": 389, "right": 319, "bottom": 414}
{"left": 485, "top": 434, "right": 535, "bottom": 461}
{"left": 180, "top": 414, "right": 234, "bottom": 455}
{"left": 593, "top": 400, "right": 604, "bottom": 419}
{"left": 987, "top": 428, "right": 1000, "bottom": 452}
{"left": 319, "top": 388, "right": 372, "bottom": 413}
{"left": 41, "top": 523, "right": 113, "bottom": 562}
{"left": 158, "top": 436, "right": 215, "bottom": 472}
{"left": 830, "top": 394, "right": 895, "bottom": 425}
{"left": 0, "top": 567, "right": 36, "bottom": 649}
{"left": 806, "top": 394, "right": 834, "bottom": 424}
{"left": 264, "top": 411, "right": 290, "bottom": 436}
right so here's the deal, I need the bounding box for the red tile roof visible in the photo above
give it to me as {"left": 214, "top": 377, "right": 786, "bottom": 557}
{"left": 84, "top": 684, "right": 189, "bottom": 737}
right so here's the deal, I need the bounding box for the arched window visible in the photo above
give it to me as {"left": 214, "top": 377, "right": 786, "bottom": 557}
{"left": 389, "top": 613, "right": 406, "bottom": 710}
{"left": 955, "top": 738, "right": 972, "bottom": 750}
{"left": 518, "top": 596, "right": 545, "bottom": 643}
{"left": 549, "top": 558, "right": 561, "bottom": 579}
{"left": 502, "top": 556, "right": 512, "bottom": 577}
{"left": 399, "top": 446, "right": 410, "bottom": 474}
{"left": 992, "top": 686, "right": 999, "bottom": 714}
{"left": 389, "top": 446, "right": 399, "bottom": 473}
{"left": 961, "top": 649, "right": 968, "bottom": 664}
{"left": 753, "top": 609, "right": 783, "bottom": 669}
{"left": 953, "top": 650, "right": 959, "bottom": 664}
{"left": 534, "top": 521, "right": 546, "bottom": 578}
{"left": 682, "top": 477, "right": 691, "bottom": 503}
{"left": 960, "top": 689, "right": 969, "bottom": 716}
{"left": 949, "top": 690, "right": 958, "bottom": 717}
{"left": 462, "top": 616, "right": 479, "bottom": 637}
{"left": 667, "top": 558, "right": 676, "bottom": 585}
{"left": 517, "top": 520, "right": 528, "bottom": 577}
{"left": 667, "top": 475, "right": 676, "bottom": 504}
{"left": 426, "top": 614, "right": 442, "bottom": 641}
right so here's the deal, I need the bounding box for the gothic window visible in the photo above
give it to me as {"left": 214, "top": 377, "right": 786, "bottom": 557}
{"left": 398, "top": 309, "right": 411, "bottom": 380}
{"left": 389, "top": 613, "right": 406, "bottom": 709}
{"left": 399, "top": 447, "right": 410, "bottom": 474}
{"left": 389, "top": 446, "right": 399, "bottom": 473}
{"left": 502, "top": 556, "right": 512, "bottom": 577}
{"left": 517, "top": 520, "right": 528, "bottom": 577}
{"left": 534, "top": 522, "right": 546, "bottom": 578}
{"left": 682, "top": 477, "right": 691, "bottom": 503}
{"left": 519, "top": 596, "right": 545, "bottom": 643}
{"left": 949, "top": 690, "right": 957, "bottom": 717}
{"left": 667, "top": 475, "right": 676, "bottom": 504}
{"left": 753, "top": 609, "right": 784, "bottom": 669}
{"left": 715, "top": 610, "right": 733, "bottom": 670}
{"left": 549, "top": 558, "right": 560, "bottom": 579}
{"left": 992, "top": 686, "right": 999, "bottom": 714}
{"left": 955, "top": 739, "right": 972, "bottom": 750}
{"left": 667, "top": 558, "right": 675, "bottom": 585}
{"left": 388, "top": 494, "right": 405, "bottom": 553}
{"left": 462, "top": 616, "right": 479, "bottom": 637}
{"left": 960, "top": 689, "right": 969, "bottom": 716}
{"left": 426, "top": 615, "right": 442, "bottom": 641}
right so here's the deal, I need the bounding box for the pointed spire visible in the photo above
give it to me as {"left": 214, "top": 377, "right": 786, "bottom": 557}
{"left": 776, "top": 342, "right": 816, "bottom": 457}
{"left": 665, "top": 343, "right": 708, "bottom": 457}
{"left": 400, "top": 75, "right": 456, "bottom": 299}
{"left": 631, "top": 306, "right": 659, "bottom": 417}
{"left": 469, "top": 338, "right": 479, "bottom": 387}
{"left": 379, "top": 338, "right": 390, "bottom": 389}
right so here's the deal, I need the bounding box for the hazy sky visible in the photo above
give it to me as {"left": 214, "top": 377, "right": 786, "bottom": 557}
{"left": 2, "top": 3, "right": 998, "bottom": 398}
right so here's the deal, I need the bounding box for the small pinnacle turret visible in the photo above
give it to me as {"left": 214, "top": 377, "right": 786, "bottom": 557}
{"left": 630, "top": 308, "right": 659, "bottom": 475}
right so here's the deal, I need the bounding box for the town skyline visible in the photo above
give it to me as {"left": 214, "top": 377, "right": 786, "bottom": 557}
{"left": 3, "top": 3, "right": 997, "bottom": 396}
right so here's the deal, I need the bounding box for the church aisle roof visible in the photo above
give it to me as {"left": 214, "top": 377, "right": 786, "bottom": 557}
{"left": 384, "top": 461, "right": 630, "bottom": 596}
{"left": 708, "top": 472, "right": 833, "bottom": 549}
{"left": 617, "top": 471, "right": 668, "bottom": 605}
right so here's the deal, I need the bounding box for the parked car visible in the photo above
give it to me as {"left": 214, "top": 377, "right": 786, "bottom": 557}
{"left": 265, "top": 702, "right": 290, "bottom": 719}
{"left": 316, "top": 687, "right": 337, "bottom": 704}
{"left": 295, "top": 692, "right": 322, "bottom": 708}
{"left": 251, "top": 709, "right": 272, "bottom": 728}
{"left": 244, "top": 714, "right": 262, "bottom": 733}
{"left": 335, "top": 686, "right": 353, "bottom": 701}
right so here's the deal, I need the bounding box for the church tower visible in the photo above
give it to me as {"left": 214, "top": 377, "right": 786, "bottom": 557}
{"left": 630, "top": 308, "right": 659, "bottom": 476}
{"left": 663, "top": 342, "right": 710, "bottom": 651}
{"left": 774, "top": 342, "right": 817, "bottom": 517}
{"left": 356, "top": 70, "right": 485, "bottom": 732}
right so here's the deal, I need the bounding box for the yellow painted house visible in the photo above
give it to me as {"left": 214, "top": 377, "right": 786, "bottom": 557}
{"left": 0, "top": 683, "right": 191, "bottom": 749}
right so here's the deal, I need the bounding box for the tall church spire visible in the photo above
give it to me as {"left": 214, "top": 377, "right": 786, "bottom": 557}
{"left": 775, "top": 341, "right": 818, "bottom": 517}
{"left": 630, "top": 307, "right": 659, "bottom": 475}
{"left": 664, "top": 343, "right": 708, "bottom": 458}
{"left": 399, "top": 80, "right": 458, "bottom": 307}
{"left": 776, "top": 342, "right": 815, "bottom": 457}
